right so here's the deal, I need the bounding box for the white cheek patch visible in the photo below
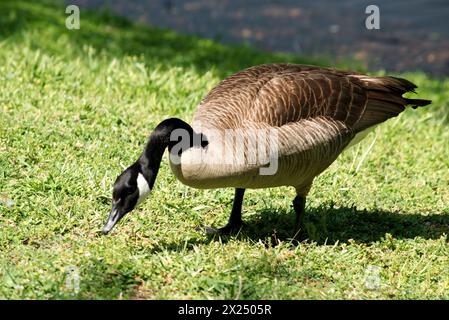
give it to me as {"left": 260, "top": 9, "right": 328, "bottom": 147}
{"left": 136, "top": 173, "right": 151, "bottom": 205}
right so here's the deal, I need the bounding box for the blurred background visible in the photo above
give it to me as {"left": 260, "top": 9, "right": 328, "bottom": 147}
{"left": 71, "top": 0, "right": 449, "bottom": 77}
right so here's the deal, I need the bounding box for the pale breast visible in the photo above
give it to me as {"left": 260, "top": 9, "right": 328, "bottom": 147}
{"left": 169, "top": 117, "right": 355, "bottom": 189}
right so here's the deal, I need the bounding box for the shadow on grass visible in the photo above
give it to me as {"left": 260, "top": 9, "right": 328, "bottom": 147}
{"left": 146, "top": 206, "right": 448, "bottom": 253}
{"left": 238, "top": 205, "right": 449, "bottom": 245}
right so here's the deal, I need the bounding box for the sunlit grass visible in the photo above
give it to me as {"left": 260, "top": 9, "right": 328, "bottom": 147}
{"left": 0, "top": 0, "right": 448, "bottom": 299}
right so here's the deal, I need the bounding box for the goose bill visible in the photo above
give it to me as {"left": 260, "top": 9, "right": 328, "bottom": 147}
{"left": 102, "top": 206, "right": 122, "bottom": 234}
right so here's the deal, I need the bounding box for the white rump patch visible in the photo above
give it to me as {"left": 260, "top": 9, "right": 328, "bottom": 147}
{"left": 136, "top": 173, "right": 150, "bottom": 205}
{"left": 345, "top": 125, "right": 377, "bottom": 150}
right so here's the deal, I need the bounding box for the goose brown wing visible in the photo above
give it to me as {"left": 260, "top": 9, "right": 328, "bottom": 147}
{"left": 194, "top": 64, "right": 429, "bottom": 133}
{"left": 247, "top": 71, "right": 368, "bottom": 129}
{"left": 246, "top": 68, "right": 428, "bottom": 133}
{"left": 193, "top": 64, "right": 350, "bottom": 129}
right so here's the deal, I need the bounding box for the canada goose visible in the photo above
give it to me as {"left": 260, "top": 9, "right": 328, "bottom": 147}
{"left": 102, "top": 63, "right": 431, "bottom": 236}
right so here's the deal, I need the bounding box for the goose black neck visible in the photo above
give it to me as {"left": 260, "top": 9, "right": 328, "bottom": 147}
{"left": 137, "top": 118, "right": 197, "bottom": 189}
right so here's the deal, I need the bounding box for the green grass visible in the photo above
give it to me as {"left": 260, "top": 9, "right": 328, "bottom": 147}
{"left": 0, "top": 0, "right": 448, "bottom": 299}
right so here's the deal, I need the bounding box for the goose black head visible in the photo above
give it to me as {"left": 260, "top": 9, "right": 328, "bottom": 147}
{"left": 101, "top": 118, "right": 202, "bottom": 235}
{"left": 102, "top": 162, "right": 151, "bottom": 234}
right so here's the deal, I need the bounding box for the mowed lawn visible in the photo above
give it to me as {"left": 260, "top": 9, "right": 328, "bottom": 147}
{"left": 0, "top": 0, "right": 448, "bottom": 299}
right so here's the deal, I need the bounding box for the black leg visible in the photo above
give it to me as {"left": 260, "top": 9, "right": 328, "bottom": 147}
{"left": 205, "top": 188, "right": 245, "bottom": 235}
{"left": 292, "top": 195, "right": 306, "bottom": 237}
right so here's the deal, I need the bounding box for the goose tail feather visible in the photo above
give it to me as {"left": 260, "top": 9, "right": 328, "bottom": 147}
{"left": 404, "top": 98, "right": 432, "bottom": 109}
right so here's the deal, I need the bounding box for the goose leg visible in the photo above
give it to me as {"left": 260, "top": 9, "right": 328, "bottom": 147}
{"left": 292, "top": 195, "right": 306, "bottom": 234}
{"left": 293, "top": 183, "right": 312, "bottom": 239}
{"left": 205, "top": 188, "right": 245, "bottom": 235}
